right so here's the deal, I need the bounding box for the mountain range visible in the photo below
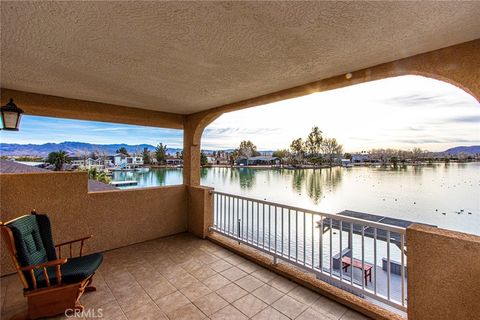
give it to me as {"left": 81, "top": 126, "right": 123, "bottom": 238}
{"left": 0, "top": 141, "right": 479, "bottom": 157}
{"left": 0, "top": 142, "right": 181, "bottom": 157}
{"left": 442, "top": 145, "right": 480, "bottom": 155}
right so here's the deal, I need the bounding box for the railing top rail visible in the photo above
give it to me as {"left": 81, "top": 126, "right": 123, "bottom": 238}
{"left": 211, "top": 190, "right": 406, "bottom": 234}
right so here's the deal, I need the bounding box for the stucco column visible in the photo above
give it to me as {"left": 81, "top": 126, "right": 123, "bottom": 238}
{"left": 183, "top": 112, "right": 222, "bottom": 186}
{"left": 183, "top": 125, "right": 200, "bottom": 186}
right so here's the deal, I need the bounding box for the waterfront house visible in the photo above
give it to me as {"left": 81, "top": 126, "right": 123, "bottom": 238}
{"left": 113, "top": 153, "right": 144, "bottom": 169}
{"left": 352, "top": 152, "right": 370, "bottom": 163}
{"left": 237, "top": 156, "right": 280, "bottom": 166}
{"left": 1, "top": 2, "right": 479, "bottom": 320}
{"left": 166, "top": 158, "right": 183, "bottom": 166}
{"left": 70, "top": 157, "right": 105, "bottom": 170}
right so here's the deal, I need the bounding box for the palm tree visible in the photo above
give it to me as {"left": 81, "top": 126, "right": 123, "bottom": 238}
{"left": 88, "top": 168, "right": 110, "bottom": 184}
{"left": 46, "top": 150, "right": 70, "bottom": 171}
{"left": 155, "top": 143, "right": 168, "bottom": 164}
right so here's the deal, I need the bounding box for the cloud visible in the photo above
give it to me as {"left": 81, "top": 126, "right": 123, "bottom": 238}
{"left": 380, "top": 93, "right": 472, "bottom": 109}
{"left": 407, "top": 126, "right": 426, "bottom": 131}
{"left": 396, "top": 138, "right": 479, "bottom": 144}
{"left": 449, "top": 115, "right": 480, "bottom": 123}
{"left": 91, "top": 127, "right": 129, "bottom": 132}
{"left": 204, "top": 127, "right": 281, "bottom": 136}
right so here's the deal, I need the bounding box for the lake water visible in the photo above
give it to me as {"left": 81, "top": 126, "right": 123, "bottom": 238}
{"left": 113, "top": 162, "right": 480, "bottom": 236}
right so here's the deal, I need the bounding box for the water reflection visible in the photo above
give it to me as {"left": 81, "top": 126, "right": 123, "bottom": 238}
{"left": 209, "top": 167, "right": 344, "bottom": 204}
{"left": 114, "top": 163, "right": 479, "bottom": 235}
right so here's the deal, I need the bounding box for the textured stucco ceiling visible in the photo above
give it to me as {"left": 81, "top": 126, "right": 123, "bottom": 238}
{"left": 1, "top": 2, "right": 480, "bottom": 115}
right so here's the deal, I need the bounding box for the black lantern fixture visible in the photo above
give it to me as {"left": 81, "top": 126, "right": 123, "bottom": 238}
{"left": 1, "top": 98, "right": 24, "bottom": 131}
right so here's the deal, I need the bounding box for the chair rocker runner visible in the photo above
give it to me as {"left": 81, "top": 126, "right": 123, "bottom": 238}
{"left": 1, "top": 211, "right": 103, "bottom": 319}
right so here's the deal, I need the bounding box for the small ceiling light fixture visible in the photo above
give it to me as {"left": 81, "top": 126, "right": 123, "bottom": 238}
{"left": 345, "top": 73, "right": 353, "bottom": 80}
{"left": 1, "top": 98, "right": 24, "bottom": 131}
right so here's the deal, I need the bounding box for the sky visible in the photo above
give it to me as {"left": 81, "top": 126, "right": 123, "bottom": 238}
{"left": 1, "top": 75, "right": 479, "bottom": 152}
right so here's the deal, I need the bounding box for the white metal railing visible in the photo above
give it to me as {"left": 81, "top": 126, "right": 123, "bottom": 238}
{"left": 210, "top": 191, "right": 407, "bottom": 311}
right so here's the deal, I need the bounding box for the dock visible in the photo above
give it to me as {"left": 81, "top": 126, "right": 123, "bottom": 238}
{"left": 319, "top": 210, "right": 436, "bottom": 248}
{"left": 110, "top": 180, "right": 138, "bottom": 187}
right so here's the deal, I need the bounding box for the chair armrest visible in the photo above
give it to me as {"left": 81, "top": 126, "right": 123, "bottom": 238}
{"left": 19, "top": 258, "right": 68, "bottom": 271}
{"left": 20, "top": 258, "right": 68, "bottom": 289}
{"left": 55, "top": 235, "right": 92, "bottom": 248}
{"left": 55, "top": 235, "right": 92, "bottom": 258}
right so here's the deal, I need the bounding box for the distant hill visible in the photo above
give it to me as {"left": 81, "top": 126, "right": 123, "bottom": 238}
{"left": 3, "top": 141, "right": 477, "bottom": 157}
{"left": 0, "top": 141, "right": 181, "bottom": 157}
{"left": 442, "top": 146, "right": 480, "bottom": 155}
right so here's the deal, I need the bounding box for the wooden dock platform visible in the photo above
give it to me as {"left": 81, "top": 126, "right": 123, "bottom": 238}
{"left": 110, "top": 180, "right": 138, "bottom": 187}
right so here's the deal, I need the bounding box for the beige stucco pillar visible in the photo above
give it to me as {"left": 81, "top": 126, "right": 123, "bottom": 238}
{"left": 183, "top": 112, "right": 222, "bottom": 186}
{"left": 183, "top": 112, "right": 222, "bottom": 237}
{"left": 407, "top": 224, "right": 480, "bottom": 320}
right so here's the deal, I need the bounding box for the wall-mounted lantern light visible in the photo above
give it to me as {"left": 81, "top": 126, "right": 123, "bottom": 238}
{"left": 1, "top": 98, "right": 24, "bottom": 131}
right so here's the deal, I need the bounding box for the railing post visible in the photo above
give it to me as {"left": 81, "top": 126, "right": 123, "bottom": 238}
{"left": 237, "top": 218, "right": 241, "bottom": 244}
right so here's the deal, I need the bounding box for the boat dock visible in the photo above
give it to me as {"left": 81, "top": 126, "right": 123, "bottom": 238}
{"left": 110, "top": 180, "right": 138, "bottom": 187}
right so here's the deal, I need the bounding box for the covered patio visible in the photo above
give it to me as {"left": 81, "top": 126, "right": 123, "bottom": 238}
{"left": 2, "top": 233, "right": 367, "bottom": 320}
{"left": 1, "top": 2, "right": 480, "bottom": 320}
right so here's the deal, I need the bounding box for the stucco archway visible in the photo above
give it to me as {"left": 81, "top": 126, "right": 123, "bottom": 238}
{"left": 183, "top": 40, "right": 480, "bottom": 186}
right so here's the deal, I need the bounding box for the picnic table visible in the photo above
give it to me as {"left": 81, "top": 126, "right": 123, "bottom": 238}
{"left": 341, "top": 256, "right": 373, "bottom": 285}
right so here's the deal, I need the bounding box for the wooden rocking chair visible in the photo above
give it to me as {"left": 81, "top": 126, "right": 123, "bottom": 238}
{"left": 1, "top": 211, "right": 103, "bottom": 319}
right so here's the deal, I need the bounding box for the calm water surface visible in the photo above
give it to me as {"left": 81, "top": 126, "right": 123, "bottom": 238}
{"left": 114, "top": 163, "right": 480, "bottom": 235}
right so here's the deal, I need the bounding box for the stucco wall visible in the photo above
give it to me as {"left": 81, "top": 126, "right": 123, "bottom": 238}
{"left": 187, "top": 185, "right": 213, "bottom": 238}
{"left": 0, "top": 171, "right": 187, "bottom": 275}
{"left": 407, "top": 224, "right": 480, "bottom": 320}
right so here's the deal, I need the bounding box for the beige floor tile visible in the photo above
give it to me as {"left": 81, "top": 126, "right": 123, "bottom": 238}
{"left": 211, "top": 248, "right": 235, "bottom": 259}
{"left": 203, "top": 274, "right": 231, "bottom": 291}
{"left": 1, "top": 302, "right": 28, "bottom": 320}
{"left": 251, "top": 306, "right": 290, "bottom": 320}
{"left": 252, "top": 284, "right": 284, "bottom": 305}
{"left": 272, "top": 295, "right": 308, "bottom": 319}
{"left": 269, "top": 276, "right": 298, "bottom": 293}
{"left": 180, "top": 258, "right": 204, "bottom": 272}
{"left": 169, "top": 272, "right": 201, "bottom": 290}
{"left": 224, "top": 254, "right": 247, "bottom": 266}
{"left": 125, "top": 301, "right": 167, "bottom": 320}
{"left": 310, "top": 296, "right": 347, "bottom": 319}
{"left": 210, "top": 259, "right": 233, "bottom": 273}
{"left": 114, "top": 286, "right": 152, "bottom": 313}
{"left": 297, "top": 307, "right": 337, "bottom": 320}
{"left": 110, "top": 283, "right": 145, "bottom": 300}
{"left": 232, "top": 294, "right": 268, "bottom": 318}
{"left": 97, "top": 300, "right": 127, "bottom": 320}
{"left": 236, "top": 260, "right": 259, "bottom": 273}
{"left": 193, "top": 292, "right": 229, "bottom": 316}
{"left": 80, "top": 282, "right": 116, "bottom": 309}
{"left": 216, "top": 283, "right": 248, "bottom": 303}
{"left": 287, "top": 286, "right": 319, "bottom": 306}
{"left": 210, "top": 305, "right": 248, "bottom": 320}
{"left": 198, "top": 252, "right": 220, "bottom": 264}
{"left": 166, "top": 302, "right": 206, "bottom": 320}
{"left": 251, "top": 268, "right": 278, "bottom": 283}
{"left": 159, "top": 264, "right": 186, "bottom": 280}
{"left": 180, "top": 282, "right": 212, "bottom": 301}
{"left": 141, "top": 277, "right": 177, "bottom": 300}
{"left": 155, "top": 291, "right": 190, "bottom": 315}
{"left": 190, "top": 264, "right": 218, "bottom": 281}
{"left": 340, "top": 310, "right": 371, "bottom": 320}
{"left": 220, "top": 266, "right": 248, "bottom": 282}
{"left": 235, "top": 275, "right": 264, "bottom": 292}
{"left": 0, "top": 235, "right": 374, "bottom": 320}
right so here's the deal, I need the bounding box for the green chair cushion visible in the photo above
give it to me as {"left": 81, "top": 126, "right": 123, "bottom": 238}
{"left": 9, "top": 216, "right": 49, "bottom": 275}
{"left": 7, "top": 213, "right": 103, "bottom": 290}
{"left": 36, "top": 253, "right": 103, "bottom": 288}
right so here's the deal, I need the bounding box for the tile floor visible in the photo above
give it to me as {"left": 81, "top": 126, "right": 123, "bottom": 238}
{"left": 1, "top": 233, "right": 370, "bottom": 319}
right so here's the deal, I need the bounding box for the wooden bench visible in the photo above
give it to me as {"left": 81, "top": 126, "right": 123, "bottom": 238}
{"left": 341, "top": 256, "right": 373, "bottom": 285}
